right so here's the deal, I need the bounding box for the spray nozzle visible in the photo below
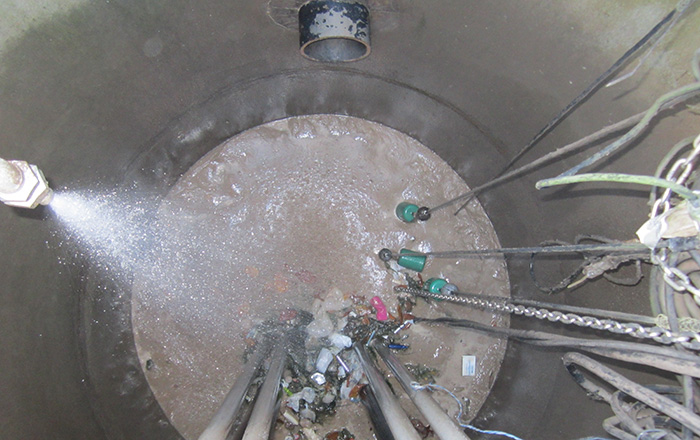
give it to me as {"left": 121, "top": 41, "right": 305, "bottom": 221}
{"left": 0, "top": 158, "right": 53, "bottom": 209}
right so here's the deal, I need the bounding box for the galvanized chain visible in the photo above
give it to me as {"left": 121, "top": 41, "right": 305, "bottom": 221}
{"left": 651, "top": 248, "right": 700, "bottom": 298}
{"left": 651, "top": 133, "right": 700, "bottom": 218}
{"left": 649, "top": 133, "right": 700, "bottom": 300}
{"left": 396, "top": 286, "right": 700, "bottom": 351}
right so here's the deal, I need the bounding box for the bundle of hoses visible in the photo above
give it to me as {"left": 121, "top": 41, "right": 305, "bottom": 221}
{"left": 417, "top": 317, "right": 700, "bottom": 439}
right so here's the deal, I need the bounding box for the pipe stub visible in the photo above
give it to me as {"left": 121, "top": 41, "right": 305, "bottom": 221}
{"left": 299, "top": 0, "right": 370, "bottom": 62}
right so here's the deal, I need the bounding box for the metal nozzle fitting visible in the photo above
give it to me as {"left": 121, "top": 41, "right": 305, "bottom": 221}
{"left": 0, "top": 159, "right": 53, "bottom": 209}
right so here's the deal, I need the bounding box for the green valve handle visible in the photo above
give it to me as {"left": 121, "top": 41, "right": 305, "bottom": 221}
{"left": 424, "top": 278, "right": 458, "bottom": 301}
{"left": 396, "top": 202, "right": 419, "bottom": 222}
{"left": 425, "top": 278, "right": 448, "bottom": 293}
{"left": 395, "top": 202, "right": 432, "bottom": 222}
{"left": 397, "top": 248, "right": 427, "bottom": 272}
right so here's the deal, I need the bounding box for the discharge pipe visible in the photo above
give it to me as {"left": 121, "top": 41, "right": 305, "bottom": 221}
{"left": 0, "top": 158, "right": 53, "bottom": 208}
{"left": 198, "top": 342, "right": 268, "bottom": 440}
{"left": 241, "top": 341, "right": 288, "bottom": 440}
{"left": 354, "top": 343, "right": 422, "bottom": 440}
{"left": 371, "top": 340, "right": 471, "bottom": 440}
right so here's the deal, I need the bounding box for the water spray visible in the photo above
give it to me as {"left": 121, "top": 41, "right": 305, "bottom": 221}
{"left": 0, "top": 158, "right": 53, "bottom": 208}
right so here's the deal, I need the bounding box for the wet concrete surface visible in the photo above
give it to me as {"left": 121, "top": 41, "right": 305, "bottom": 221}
{"left": 132, "top": 115, "right": 509, "bottom": 439}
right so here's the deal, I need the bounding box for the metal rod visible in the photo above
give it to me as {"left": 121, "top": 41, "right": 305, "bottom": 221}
{"left": 241, "top": 341, "right": 287, "bottom": 440}
{"left": 354, "top": 343, "right": 422, "bottom": 440}
{"left": 419, "top": 242, "right": 649, "bottom": 257}
{"left": 371, "top": 341, "right": 471, "bottom": 440}
{"left": 198, "top": 344, "right": 268, "bottom": 440}
{"left": 359, "top": 385, "right": 397, "bottom": 440}
{"left": 392, "top": 237, "right": 700, "bottom": 258}
{"left": 227, "top": 390, "right": 258, "bottom": 440}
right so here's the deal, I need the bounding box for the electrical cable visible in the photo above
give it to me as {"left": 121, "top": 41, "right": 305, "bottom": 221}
{"left": 433, "top": 111, "right": 644, "bottom": 215}
{"left": 603, "top": 417, "right": 637, "bottom": 440}
{"left": 499, "top": 8, "right": 677, "bottom": 174}
{"left": 603, "top": 261, "right": 644, "bottom": 287}
{"left": 408, "top": 242, "right": 651, "bottom": 257}
{"left": 389, "top": 236, "right": 700, "bottom": 259}
{"left": 528, "top": 240, "right": 586, "bottom": 294}
{"left": 526, "top": 235, "right": 642, "bottom": 291}
{"left": 538, "top": 49, "right": 700, "bottom": 183}
{"left": 610, "top": 392, "right": 649, "bottom": 438}
{"left": 536, "top": 173, "right": 699, "bottom": 200}
{"left": 661, "top": 262, "right": 696, "bottom": 440}
{"left": 428, "top": 6, "right": 689, "bottom": 220}
{"left": 413, "top": 317, "right": 700, "bottom": 378}
{"left": 427, "top": 91, "right": 698, "bottom": 216}
{"left": 525, "top": 235, "right": 644, "bottom": 294}
{"left": 399, "top": 282, "right": 700, "bottom": 350}
{"left": 651, "top": 256, "right": 700, "bottom": 323}
{"left": 562, "top": 353, "right": 700, "bottom": 437}
{"left": 414, "top": 316, "right": 699, "bottom": 438}
{"left": 609, "top": 391, "right": 684, "bottom": 440}
{"left": 606, "top": 0, "right": 696, "bottom": 88}
{"left": 577, "top": 438, "right": 615, "bottom": 440}
{"left": 638, "top": 429, "right": 680, "bottom": 440}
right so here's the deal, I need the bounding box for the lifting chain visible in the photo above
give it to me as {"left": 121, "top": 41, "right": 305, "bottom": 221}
{"left": 650, "top": 134, "right": 700, "bottom": 300}
{"left": 395, "top": 286, "right": 700, "bottom": 351}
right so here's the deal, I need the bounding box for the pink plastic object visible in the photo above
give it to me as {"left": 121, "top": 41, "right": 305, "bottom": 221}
{"left": 370, "top": 296, "right": 388, "bottom": 321}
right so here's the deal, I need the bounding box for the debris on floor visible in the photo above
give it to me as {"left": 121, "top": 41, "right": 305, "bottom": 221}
{"left": 271, "top": 282, "right": 434, "bottom": 439}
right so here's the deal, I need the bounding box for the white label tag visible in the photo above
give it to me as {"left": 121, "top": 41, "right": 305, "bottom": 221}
{"left": 462, "top": 355, "right": 476, "bottom": 376}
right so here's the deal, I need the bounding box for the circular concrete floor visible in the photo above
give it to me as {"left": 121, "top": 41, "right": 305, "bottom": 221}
{"left": 131, "top": 115, "right": 511, "bottom": 439}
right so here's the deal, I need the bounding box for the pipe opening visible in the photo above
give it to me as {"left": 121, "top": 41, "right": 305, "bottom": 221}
{"left": 299, "top": 0, "right": 370, "bottom": 62}
{"left": 301, "top": 36, "right": 370, "bottom": 63}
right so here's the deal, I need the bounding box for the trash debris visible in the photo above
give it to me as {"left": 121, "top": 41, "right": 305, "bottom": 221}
{"left": 315, "top": 348, "right": 334, "bottom": 374}
{"left": 410, "top": 417, "right": 434, "bottom": 439}
{"left": 370, "top": 296, "right": 388, "bottom": 321}
{"left": 300, "top": 407, "right": 317, "bottom": 422}
{"left": 273, "top": 282, "right": 451, "bottom": 440}
{"left": 301, "top": 387, "right": 317, "bottom": 403}
{"left": 283, "top": 410, "right": 300, "bottom": 425}
{"left": 310, "top": 372, "right": 326, "bottom": 386}
{"left": 302, "top": 427, "right": 323, "bottom": 440}
{"left": 324, "top": 428, "right": 356, "bottom": 440}
{"left": 405, "top": 363, "right": 439, "bottom": 384}
{"left": 329, "top": 333, "right": 352, "bottom": 349}
{"left": 462, "top": 355, "right": 476, "bottom": 376}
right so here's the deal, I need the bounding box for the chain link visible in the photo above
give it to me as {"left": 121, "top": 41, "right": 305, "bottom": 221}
{"left": 649, "top": 133, "right": 700, "bottom": 299}
{"left": 396, "top": 286, "right": 700, "bottom": 351}
{"left": 651, "top": 134, "right": 700, "bottom": 218}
